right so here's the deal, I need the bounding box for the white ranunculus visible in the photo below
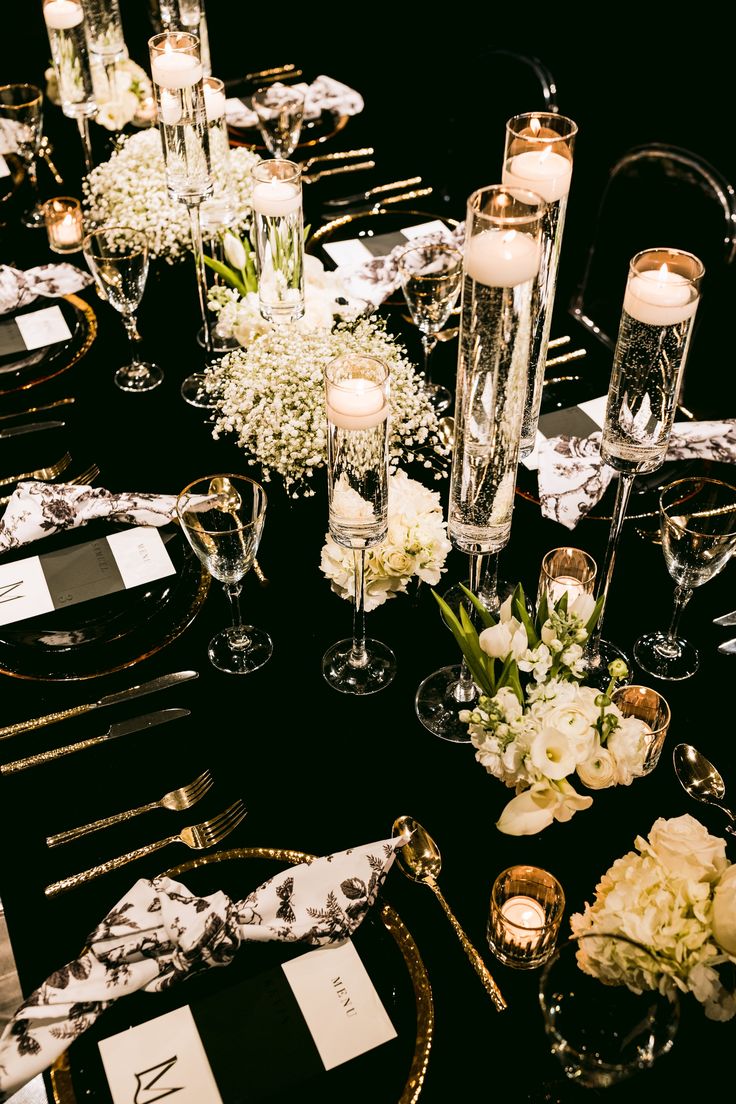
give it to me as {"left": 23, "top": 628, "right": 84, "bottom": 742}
{"left": 231, "top": 294, "right": 270, "bottom": 347}
{"left": 642, "top": 813, "right": 729, "bottom": 883}
{"left": 577, "top": 745, "right": 617, "bottom": 789}
{"left": 607, "top": 717, "right": 650, "bottom": 785}
{"left": 712, "top": 865, "right": 736, "bottom": 954}
{"left": 530, "top": 726, "right": 577, "bottom": 780}
{"left": 543, "top": 701, "right": 596, "bottom": 761}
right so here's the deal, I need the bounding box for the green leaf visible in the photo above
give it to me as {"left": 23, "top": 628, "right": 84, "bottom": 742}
{"left": 513, "top": 586, "right": 539, "bottom": 648}
{"left": 585, "top": 594, "right": 605, "bottom": 635}
{"left": 203, "top": 255, "right": 248, "bottom": 297}
{"left": 432, "top": 591, "right": 490, "bottom": 695}
{"left": 555, "top": 589, "right": 569, "bottom": 615}
{"left": 458, "top": 583, "right": 496, "bottom": 629}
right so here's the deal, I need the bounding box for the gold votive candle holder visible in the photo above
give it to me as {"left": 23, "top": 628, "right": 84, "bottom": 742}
{"left": 43, "top": 196, "right": 84, "bottom": 254}
{"left": 538, "top": 546, "right": 597, "bottom": 609}
{"left": 611, "top": 684, "right": 671, "bottom": 776}
{"left": 488, "top": 865, "right": 565, "bottom": 969}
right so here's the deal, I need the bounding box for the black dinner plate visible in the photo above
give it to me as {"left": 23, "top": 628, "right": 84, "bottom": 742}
{"left": 228, "top": 108, "right": 350, "bottom": 151}
{"left": 0, "top": 294, "right": 97, "bottom": 396}
{"left": 50, "top": 847, "right": 433, "bottom": 1104}
{"left": 0, "top": 520, "right": 209, "bottom": 680}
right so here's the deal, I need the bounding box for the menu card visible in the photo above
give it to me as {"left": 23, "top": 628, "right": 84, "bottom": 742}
{"left": 321, "top": 220, "right": 454, "bottom": 268}
{"left": 0, "top": 526, "right": 176, "bottom": 627}
{"left": 98, "top": 940, "right": 397, "bottom": 1104}
{"left": 0, "top": 305, "right": 72, "bottom": 356}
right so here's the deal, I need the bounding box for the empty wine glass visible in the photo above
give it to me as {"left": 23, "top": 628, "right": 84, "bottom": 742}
{"left": 539, "top": 933, "right": 679, "bottom": 1089}
{"left": 634, "top": 476, "right": 736, "bottom": 680}
{"left": 252, "top": 86, "right": 305, "bottom": 159}
{"left": 82, "top": 226, "right": 163, "bottom": 393}
{"left": 398, "top": 242, "right": 462, "bottom": 413}
{"left": 0, "top": 83, "right": 44, "bottom": 228}
{"left": 176, "top": 474, "right": 273, "bottom": 675}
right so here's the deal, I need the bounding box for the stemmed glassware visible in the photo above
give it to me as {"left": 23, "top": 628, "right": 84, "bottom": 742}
{"left": 634, "top": 476, "right": 736, "bottom": 679}
{"left": 82, "top": 226, "right": 163, "bottom": 393}
{"left": 322, "top": 354, "right": 396, "bottom": 695}
{"left": 251, "top": 158, "right": 305, "bottom": 324}
{"left": 42, "top": 0, "right": 98, "bottom": 174}
{"left": 176, "top": 474, "right": 272, "bottom": 674}
{"left": 398, "top": 242, "right": 463, "bottom": 413}
{"left": 252, "top": 87, "right": 305, "bottom": 159}
{"left": 586, "top": 247, "right": 705, "bottom": 686}
{"left": 80, "top": 0, "right": 126, "bottom": 106}
{"left": 0, "top": 84, "right": 45, "bottom": 229}
{"left": 416, "top": 185, "right": 545, "bottom": 741}
{"left": 148, "top": 29, "right": 215, "bottom": 408}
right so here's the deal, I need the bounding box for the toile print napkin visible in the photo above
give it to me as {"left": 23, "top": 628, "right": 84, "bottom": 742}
{"left": 0, "top": 482, "right": 179, "bottom": 554}
{"left": 0, "top": 835, "right": 404, "bottom": 1099}
{"left": 338, "top": 222, "right": 466, "bottom": 309}
{"left": 225, "top": 75, "right": 364, "bottom": 129}
{"left": 0, "top": 264, "right": 93, "bottom": 315}
{"left": 538, "top": 419, "right": 736, "bottom": 529}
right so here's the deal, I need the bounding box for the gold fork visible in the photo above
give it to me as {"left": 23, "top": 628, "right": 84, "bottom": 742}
{"left": 0, "top": 462, "right": 99, "bottom": 508}
{"left": 46, "top": 769, "right": 215, "bottom": 847}
{"left": 299, "top": 147, "right": 374, "bottom": 173}
{"left": 45, "top": 799, "right": 248, "bottom": 897}
{"left": 302, "top": 160, "right": 375, "bottom": 185}
{"left": 0, "top": 452, "right": 72, "bottom": 491}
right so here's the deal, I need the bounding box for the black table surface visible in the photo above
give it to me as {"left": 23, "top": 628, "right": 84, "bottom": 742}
{"left": 1, "top": 13, "right": 736, "bottom": 1103}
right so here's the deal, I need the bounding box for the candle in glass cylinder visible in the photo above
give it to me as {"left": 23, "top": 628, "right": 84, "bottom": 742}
{"left": 150, "top": 48, "right": 202, "bottom": 89}
{"left": 499, "top": 895, "right": 546, "bottom": 950}
{"left": 623, "top": 264, "right": 699, "bottom": 326}
{"left": 326, "top": 378, "right": 388, "bottom": 430}
{"left": 502, "top": 148, "right": 572, "bottom": 203}
{"left": 203, "top": 79, "right": 226, "bottom": 121}
{"left": 43, "top": 0, "right": 83, "bottom": 27}
{"left": 464, "top": 228, "right": 541, "bottom": 287}
{"left": 251, "top": 179, "right": 301, "bottom": 217}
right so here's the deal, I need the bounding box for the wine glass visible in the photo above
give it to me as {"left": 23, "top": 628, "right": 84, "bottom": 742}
{"left": 322, "top": 354, "right": 396, "bottom": 695}
{"left": 634, "top": 476, "right": 736, "bottom": 679}
{"left": 82, "top": 226, "right": 163, "bottom": 393}
{"left": 539, "top": 933, "right": 680, "bottom": 1089}
{"left": 252, "top": 86, "right": 305, "bottom": 159}
{"left": 0, "top": 84, "right": 44, "bottom": 228}
{"left": 397, "top": 242, "right": 463, "bottom": 413}
{"left": 176, "top": 474, "right": 273, "bottom": 675}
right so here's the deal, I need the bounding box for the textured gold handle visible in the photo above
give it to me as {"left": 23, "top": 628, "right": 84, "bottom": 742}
{"left": 0, "top": 703, "right": 94, "bottom": 741}
{"left": 305, "top": 160, "right": 376, "bottom": 183}
{"left": 429, "top": 881, "right": 507, "bottom": 1012}
{"left": 252, "top": 559, "right": 269, "bottom": 587}
{"left": 47, "top": 800, "right": 159, "bottom": 847}
{"left": 377, "top": 187, "right": 434, "bottom": 208}
{"left": 1, "top": 731, "right": 109, "bottom": 773}
{"left": 45, "top": 837, "right": 174, "bottom": 897}
{"left": 306, "top": 147, "right": 374, "bottom": 165}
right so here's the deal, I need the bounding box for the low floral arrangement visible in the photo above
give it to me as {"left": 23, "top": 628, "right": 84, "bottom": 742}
{"left": 205, "top": 316, "right": 448, "bottom": 498}
{"left": 320, "top": 470, "right": 451, "bottom": 609}
{"left": 571, "top": 814, "right": 736, "bottom": 1021}
{"left": 83, "top": 130, "right": 260, "bottom": 262}
{"left": 46, "top": 55, "right": 152, "bottom": 131}
{"left": 436, "top": 585, "right": 651, "bottom": 835}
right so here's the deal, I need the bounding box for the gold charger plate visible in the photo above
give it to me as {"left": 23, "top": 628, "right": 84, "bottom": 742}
{"left": 0, "top": 293, "right": 97, "bottom": 396}
{"left": 51, "top": 846, "right": 433, "bottom": 1104}
{"left": 228, "top": 110, "right": 350, "bottom": 151}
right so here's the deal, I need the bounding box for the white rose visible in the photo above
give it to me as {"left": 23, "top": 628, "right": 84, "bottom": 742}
{"left": 530, "top": 726, "right": 577, "bottom": 780}
{"left": 641, "top": 814, "right": 729, "bottom": 883}
{"left": 577, "top": 746, "right": 617, "bottom": 789}
{"left": 712, "top": 865, "right": 736, "bottom": 954}
{"left": 606, "top": 717, "right": 650, "bottom": 785}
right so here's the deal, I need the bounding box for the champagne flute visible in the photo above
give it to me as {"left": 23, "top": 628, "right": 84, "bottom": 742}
{"left": 398, "top": 242, "right": 463, "bottom": 413}
{"left": 82, "top": 226, "right": 163, "bottom": 393}
{"left": 586, "top": 247, "right": 705, "bottom": 687}
{"left": 0, "top": 84, "right": 44, "bottom": 228}
{"left": 322, "top": 354, "right": 396, "bottom": 695}
{"left": 634, "top": 476, "right": 736, "bottom": 679}
{"left": 252, "top": 86, "right": 305, "bottom": 159}
{"left": 176, "top": 474, "right": 272, "bottom": 674}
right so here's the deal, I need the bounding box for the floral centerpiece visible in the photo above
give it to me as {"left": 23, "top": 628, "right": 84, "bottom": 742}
{"left": 46, "top": 53, "right": 153, "bottom": 131}
{"left": 321, "top": 470, "right": 451, "bottom": 608}
{"left": 571, "top": 814, "right": 736, "bottom": 1020}
{"left": 435, "top": 584, "right": 651, "bottom": 834}
{"left": 83, "top": 130, "right": 260, "bottom": 262}
{"left": 205, "top": 316, "right": 448, "bottom": 498}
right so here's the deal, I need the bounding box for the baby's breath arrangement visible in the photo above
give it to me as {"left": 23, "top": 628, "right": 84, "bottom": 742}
{"left": 205, "top": 317, "right": 449, "bottom": 497}
{"left": 83, "top": 130, "right": 260, "bottom": 263}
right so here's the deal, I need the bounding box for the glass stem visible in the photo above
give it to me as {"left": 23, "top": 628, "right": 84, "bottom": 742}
{"left": 421, "top": 332, "right": 437, "bottom": 384}
{"left": 122, "top": 312, "right": 144, "bottom": 370}
{"left": 75, "top": 114, "right": 94, "bottom": 175}
{"left": 589, "top": 471, "right": 635, "bottom": 655}
{"left": 453, "top": 551, "right": 484, "bottom": 703}
{"left": 26, "top": 158, "right": 39, "bottom": 204}
{"left": 350, "top": 548, "right": 369, "bottom": 669}
{"left": 478, "top": 551, "right": 500, "bottom": 614}
{"left": 665, "top": 583, "right": 693, "bottom": 644}
{"left": 104, "top": 59, "right": 118, "bottom": 104}
{"left": 224, "top": 581, "right": 249, "bottom": 647}
{"left": 187, "top": 201, "right": 213, "bottom": 354}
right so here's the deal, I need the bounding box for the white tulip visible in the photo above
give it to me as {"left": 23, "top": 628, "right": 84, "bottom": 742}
{"left": 223, "top": 230, "right": 247, "bottom": 271}
{"left": 479, "top": 622, "right": 513, "bottom": 659}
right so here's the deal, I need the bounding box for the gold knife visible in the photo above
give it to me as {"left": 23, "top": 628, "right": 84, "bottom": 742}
{"left": 324, "top": 176, "right": 423, "bottom": 208}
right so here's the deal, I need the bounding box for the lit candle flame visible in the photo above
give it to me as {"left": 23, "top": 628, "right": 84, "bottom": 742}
{"left": 530, "top": 117, "right": 541, "bottom": 135}
{"left": 659, "top": 263, "right": 670, "bottom": 275}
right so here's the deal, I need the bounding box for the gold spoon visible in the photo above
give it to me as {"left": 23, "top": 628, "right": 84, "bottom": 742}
{"left": 392, "top": 815, "right": 507, "bottom": 1011}
{"left": 673, "top": 744, "right": 736, "bottom": 835}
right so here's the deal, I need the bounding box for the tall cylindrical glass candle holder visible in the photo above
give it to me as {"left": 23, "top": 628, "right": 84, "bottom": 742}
{"left": 251, "top": 159, "right": 305, "bottom": 324}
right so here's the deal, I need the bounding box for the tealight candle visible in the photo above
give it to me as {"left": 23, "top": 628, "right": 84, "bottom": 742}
{"left": 326, "top": 377, "right": 388, "bottom": 430}
{"left": 499, "top": 895, "right": 546, "bottom": 950}
{"left": 203, "top": 78, "right": 226, "bottom": 122}
{"left": 488, "top": 865, "right": 565, "bottom": 969}
{"left": 464, "top": 228, "right": 541, "bottom": 288}
{"left": 43, "top": 0, "right": 83, "bottom": 29}
{"left": 251, "top": 179, "right": 301, "bottom": 218}
{"left": 538, "top": 547, "right": 597, "bottom": 610}
{"left": 502, "top": 148, "right": 573, "bottom": 203}
{"left": 43, "top": 196, "right": 84, "bottom": 253}
{"left": 151, "top": 49, "right": 202, "bottom": 89}
{"left": 623, "top": 264, "right": 699, "bottom": 326}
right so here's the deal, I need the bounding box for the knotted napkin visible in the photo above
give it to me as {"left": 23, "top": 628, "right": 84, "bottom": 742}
{"left": 225, "top": 75, "right": 364, "bottom": 129}
{"left": 0, "top": 482, "right": 178, "bottom": 554}
{"left": 0, "top": 835, "right": 404, "bottom": 1099}
{"left": 0, "top": 265, "right": 93, "bottom": 315}
{"left": 538, "top": 419, "right": 736, "bottom": 529}
{"left": 341, "top": 223, "right": 466, "bottom": 309}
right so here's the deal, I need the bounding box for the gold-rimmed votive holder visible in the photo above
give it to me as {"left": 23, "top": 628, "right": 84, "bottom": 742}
{"left": 43, "top": 196, "right": 84, "bottom": 254}
{"left": 488, "top": 865, "right": 565, "bottom": 970}
{"left": 611, "top": 684, "right": 671, "bottom": 776}
{"left": 538, "top": 546, "right": 596, "bottom": 609}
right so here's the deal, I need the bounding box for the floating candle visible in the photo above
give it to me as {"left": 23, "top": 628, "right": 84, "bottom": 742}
{"left": 503, "top": 148, "right": 573, "bottom": 203}
{"left": 251, "top": 179, "right": 301, "bottom": 217}
{"left": 326, "top": 378, "right": 388, "bottom": 430}
{"left": 464, "top": 228, "right": 540, "bottom": 288}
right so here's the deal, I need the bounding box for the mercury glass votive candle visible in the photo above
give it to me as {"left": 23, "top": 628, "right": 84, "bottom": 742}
{"left": 43, "top": 195, "right": 84, "bottom": 253}
{"left": 488, "top": 865, "right": 565, "bottom": 969}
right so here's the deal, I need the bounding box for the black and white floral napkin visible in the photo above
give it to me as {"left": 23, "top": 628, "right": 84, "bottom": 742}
{"left": 225, "top": 75, "right": 364, "bottom": 129}
{"left": 0, "top": 482, "right": 178, "bottom": 554}
{"left": 0, "top": 264, "right": 93, "bottom": 315}
{"left": 0, "top": 835, "right": 403, "bottom": 1099}
{"left": 538, "top": 419, "right": 736, "bottom": 529}
{"left": 340, "top": 222, "right": 466, "bottom": 309}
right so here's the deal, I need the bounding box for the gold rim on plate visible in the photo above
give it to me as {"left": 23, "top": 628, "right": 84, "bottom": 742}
{"left": 0, "top": 294, "right": 97, "bottom": 396}
{"left": 50, "top": 846, "right": 434, "bottom": 1104}
{"left": 228, "top": 111, "right": 349, "bottom": 152}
